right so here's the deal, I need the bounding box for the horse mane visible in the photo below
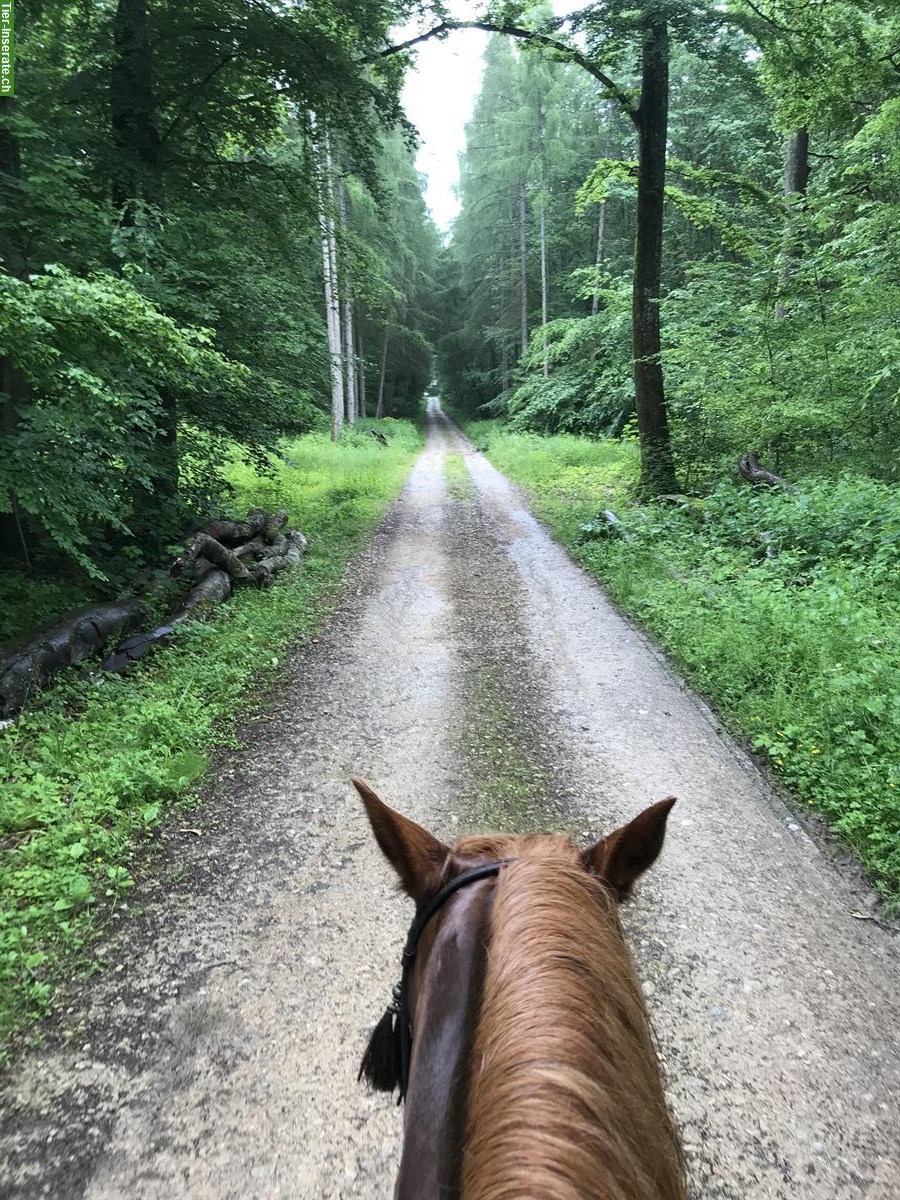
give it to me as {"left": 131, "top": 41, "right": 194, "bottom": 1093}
{"left": 457, "top": 833, "right": 686, "bottom": 1200}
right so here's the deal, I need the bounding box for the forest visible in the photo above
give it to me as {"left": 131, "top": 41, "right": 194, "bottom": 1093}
{"left": 2, "top": 0, "right": 900, "bottom": 1045}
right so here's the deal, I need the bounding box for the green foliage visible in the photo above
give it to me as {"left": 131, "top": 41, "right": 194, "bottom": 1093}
{"left": 0, "top": 573, "right": 97, "bottom": 643}
{"left": 0, "top": 421, "right": 421, "bottom": 1049}
{"left": 0, "top": 267, "right": 249, "bottom": 575}
{"left": 507, "top": 290, "right": 633, "bottom": 434}
{"left": 2, "top": 2, "right": 437, "bottom": 581}
{"left": 475, "top": 422, "right": 900, "bottom": 905}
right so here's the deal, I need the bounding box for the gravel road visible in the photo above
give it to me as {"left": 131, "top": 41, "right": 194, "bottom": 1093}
{"left": 2, "top": 402, "right": 899, "bottom": 1199}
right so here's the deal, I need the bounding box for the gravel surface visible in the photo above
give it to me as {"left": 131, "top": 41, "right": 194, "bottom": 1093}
{"left": 2, "top": 402, "right": 899, "bottom": 1199}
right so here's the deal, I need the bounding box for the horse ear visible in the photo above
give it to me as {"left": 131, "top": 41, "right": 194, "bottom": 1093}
{"left": 581, "top": 797, "right": 676, "bottom": 901}
{"left": 352, "top": 778, "right": 449, "bottom": 903}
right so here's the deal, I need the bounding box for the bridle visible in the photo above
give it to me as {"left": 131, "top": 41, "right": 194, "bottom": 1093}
{"left": 387, "top": 859, "right": 514, "bottom": 1103}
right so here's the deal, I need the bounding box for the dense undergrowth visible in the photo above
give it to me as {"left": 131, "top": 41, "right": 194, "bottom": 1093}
{"left": 0, "top": 420, "right": 420, "bottom": 1050}
{"left": 470, "top": 421, "right": 900, "bottom": 907}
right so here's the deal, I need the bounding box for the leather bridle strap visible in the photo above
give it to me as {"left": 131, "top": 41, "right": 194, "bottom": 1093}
{"left": 395, "top": 859, "right": 515, "bottom": 1102}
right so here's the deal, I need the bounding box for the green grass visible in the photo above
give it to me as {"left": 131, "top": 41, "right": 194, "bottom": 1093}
{"left": 0, "top": 418, "right": 421, "bottom": 1050}
{"left": 470, "top": 420, "right": 900, "bottom": 907}
{"left": 443, "top": 450, "right": 475, "bottom": 501}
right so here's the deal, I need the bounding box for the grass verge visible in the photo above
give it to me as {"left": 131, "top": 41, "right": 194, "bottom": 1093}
{"left": 0, "top": 419, "right": 421, "bottom": 1051}
{"left": 469, "top": 420, "right": 900, "bottom": 907}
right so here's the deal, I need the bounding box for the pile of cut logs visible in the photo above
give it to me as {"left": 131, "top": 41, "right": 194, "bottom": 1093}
{"left": 0, "top": 509, "right": 307, "bottom": 718}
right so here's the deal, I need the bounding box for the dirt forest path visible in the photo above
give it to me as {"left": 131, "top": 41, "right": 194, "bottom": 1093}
{"left": 3, "top": 402, "right": 900, "bottom": 1199}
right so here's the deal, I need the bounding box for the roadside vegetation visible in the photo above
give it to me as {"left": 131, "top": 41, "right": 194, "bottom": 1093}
{"left": 470, "top": 422, "right": 900, "bottom": 907}
{"left": 0, "top": 421, "right": 420, "bottom": 1049}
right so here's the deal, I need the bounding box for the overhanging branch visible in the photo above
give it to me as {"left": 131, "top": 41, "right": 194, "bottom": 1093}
{"left": 375, "top": 19, "right": 638, "bottom": 125}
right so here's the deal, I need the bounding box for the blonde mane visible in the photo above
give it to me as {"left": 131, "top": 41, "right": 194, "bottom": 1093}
{"left": 455, "top": 834, "right": 686, "bottom": 1200}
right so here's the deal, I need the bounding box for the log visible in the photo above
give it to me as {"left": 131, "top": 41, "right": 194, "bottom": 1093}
{"left": 233, "top": 537, "right": 267, "bottom": 560}
{"left": 168, "top": 569, "right": 232, "bottom": 624}
{"left": 3, "top": 511, "right": 309, "bottom": 711}
{"left": 233, "top": 532, "right": 287, "bottom": 560}
{"left": 578, "top": 510, "right": 631, "bottom": 542}
{"left": 204, "top": 508, "right": 268, "bottom": 545}
{"left": 0, "top": 599, "right": 144, "bottom": 716}
{"left": 370, "top": 430, "right": 389, "bottom": 447}
{"left": 174, "top": 532, "right": 252, "bottom": 582}
{"left": 248, "top": 530, "right": 308, "bottom": 586}
{"left": 264, "top": 510, "right": 289, "bottom": 543}
{"left": 738, "top": 452, "right": 790, "bottom": 489}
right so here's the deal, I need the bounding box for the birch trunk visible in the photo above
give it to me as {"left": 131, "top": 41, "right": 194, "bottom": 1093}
{"left": 591, "top": 201, "right": 606, "bottom": 317}
{"left": 339, "top": 184, "right": 356, "bottom": 425}
{"left": 311, "top": 118, "right": 344, "bottom": 441}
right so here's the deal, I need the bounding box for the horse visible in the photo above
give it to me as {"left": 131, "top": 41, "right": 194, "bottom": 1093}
{"left": 352, "top": 778, "right": 687, "bottom": 1200}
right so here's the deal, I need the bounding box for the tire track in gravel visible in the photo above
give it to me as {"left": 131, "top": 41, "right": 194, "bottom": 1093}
{"left": 1, "top": 401, "right": 899, "bottom": 1200}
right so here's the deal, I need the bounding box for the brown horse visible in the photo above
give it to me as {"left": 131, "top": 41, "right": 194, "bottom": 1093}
{"left": 353, "top": 778, "right": 686, "bottom": 1200}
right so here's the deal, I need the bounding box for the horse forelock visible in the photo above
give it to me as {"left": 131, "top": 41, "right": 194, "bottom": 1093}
{"left": 459, "top": 838, "right": 687, "bottom": 1200}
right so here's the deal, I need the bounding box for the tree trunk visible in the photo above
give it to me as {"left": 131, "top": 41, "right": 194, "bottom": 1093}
{"left": 376, "top": 327, "right": 389, "bottom": 419}
{"left": 632, "top": 18, "right": 677, "bottom": 495}
{"left": 775, "top": 127, "right": 809, "bottom": 319}
{"left": 784, "top": 127, "right": 810, "bottom": 199}
{"left": 537, "top": 104, "right": 549, "bottom": 379}
{"left": 339, "top": 184, "right": 356, "bottom": 425}
{"left": 518, "top": 182, "right": 528, "bottom": 357}
{"left": 312, "top": 119, "right": 344, "bottom": 440}
{"left": 591, "top": 201, "right": 606, "bottom": 317}
{"left": 357, "top": 327, "right": 367, "bottom": 418}
{"left": 0, "top": 97, "right": 32, "bottom": 565}
{"left": 592, "top": 106, "right": 612, "bottom": 318}
{"left": 540, "top": 199, "right": 549, "bottom": 378}
{"left": 154, "top": 387, "right": 179, "bottom": 502}
{"left": 110, "top": 0, "right": 163, "bottom": 219}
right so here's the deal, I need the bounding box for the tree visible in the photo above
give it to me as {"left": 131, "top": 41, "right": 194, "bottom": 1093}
{"left": 382, "top": 4, "right": 684, "bottom": 493}
{"left": 0, "top": 0, "right": 437, "bottom": 580}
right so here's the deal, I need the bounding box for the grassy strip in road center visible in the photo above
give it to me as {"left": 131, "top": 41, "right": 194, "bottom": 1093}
{"left": 468, "top": 420, "right": 900, "bottom": 909}
{"left": 0, "top": 420, "right": 421, "bottom": 1052}
{"left": 443, "top": 450, "right": 476, "bottom": 501}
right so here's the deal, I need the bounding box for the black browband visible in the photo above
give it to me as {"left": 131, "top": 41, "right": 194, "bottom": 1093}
{"left": 391, "top": 859, "right": 515, "bottom": 1103}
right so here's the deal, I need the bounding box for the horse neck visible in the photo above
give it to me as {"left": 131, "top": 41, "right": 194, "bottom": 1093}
{"left": 461, "top": 861, "right": 686, "bottom": 1200}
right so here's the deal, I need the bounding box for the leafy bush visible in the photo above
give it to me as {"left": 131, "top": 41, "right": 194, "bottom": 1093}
{"left": 0, "top": 267, "right": 249, "bottom": 576}
{"left": 505, "top": 282, "right": 634, "bottom": 437}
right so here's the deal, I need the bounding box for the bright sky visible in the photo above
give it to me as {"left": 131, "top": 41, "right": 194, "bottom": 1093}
{"left": 401, "top": 27, "right": 491, "bottom": 231}
{"left": 400, "top": 4, "right": 571, "bottom": 232}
